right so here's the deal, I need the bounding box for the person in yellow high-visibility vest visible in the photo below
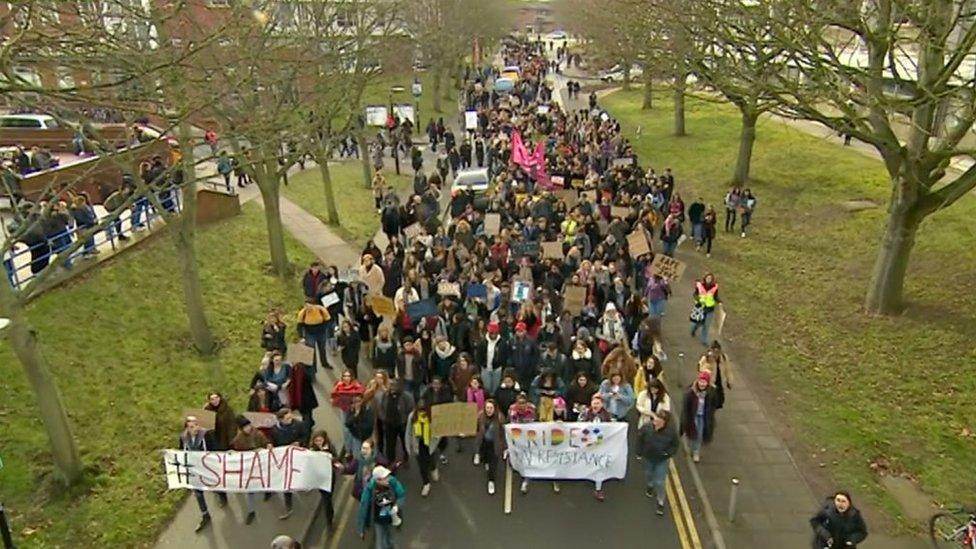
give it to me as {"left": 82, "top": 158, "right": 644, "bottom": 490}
{"left": 690, "top": 272, "right": 721, "bottom": 346}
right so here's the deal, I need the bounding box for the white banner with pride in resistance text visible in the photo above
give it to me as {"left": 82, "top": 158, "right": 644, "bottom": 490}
{"left": 163, "top": 446, "right": 333, "bottom": 493}
{"left": 504, "top": 422, "right": 628, "bottom": 482}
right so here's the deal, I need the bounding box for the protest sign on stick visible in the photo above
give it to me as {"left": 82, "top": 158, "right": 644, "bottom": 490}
{"left": 542, "top": 241, "right": 564, "bottom": 260}
{"left": 484, "top": 214, "right": 501, "bottom": 236}
{"left": 563, "top": 285, "right": 586, "bottom": 314}
{"left": 288, "top": 342, "right": 316, "bottom": 365}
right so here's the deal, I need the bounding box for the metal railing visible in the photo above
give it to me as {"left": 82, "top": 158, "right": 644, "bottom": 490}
{"left": 2, "top": 189, "right": 183, "bottom": 290}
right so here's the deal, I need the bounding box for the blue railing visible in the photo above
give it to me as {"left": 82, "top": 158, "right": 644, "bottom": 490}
{"left": 2, "top": 189, "right": 183, "bottom": 289}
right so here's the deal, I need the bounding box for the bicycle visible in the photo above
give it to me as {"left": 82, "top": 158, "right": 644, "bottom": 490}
{"left": 929, "top": 507, "right": 976, "bottom": 548}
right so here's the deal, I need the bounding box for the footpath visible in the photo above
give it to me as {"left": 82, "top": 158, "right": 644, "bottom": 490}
{"left": 550, "top": 63, "right": 929, "bottom": 547}
{"left": 155, "top": 121, "right": 455, "bottom": 548}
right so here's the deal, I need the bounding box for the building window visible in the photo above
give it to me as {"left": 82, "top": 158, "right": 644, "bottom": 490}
{"left": 55, "top": 68, "right": 76, "bottom": 90}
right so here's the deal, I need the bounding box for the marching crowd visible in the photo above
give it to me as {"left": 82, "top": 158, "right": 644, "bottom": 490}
{"left": 177, "top": 37, "right": 866, "bottom": 549}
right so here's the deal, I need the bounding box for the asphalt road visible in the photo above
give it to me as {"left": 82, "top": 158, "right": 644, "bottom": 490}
{"left": 307, "top": 415, "right": 699, "bottom": 549}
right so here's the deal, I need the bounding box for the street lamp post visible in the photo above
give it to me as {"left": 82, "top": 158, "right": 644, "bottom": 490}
{"left": 412, "top": 78, "right": 423, "bottom": 136}
{"left": 389, "top": 85, "right": 405, "bottom": 175}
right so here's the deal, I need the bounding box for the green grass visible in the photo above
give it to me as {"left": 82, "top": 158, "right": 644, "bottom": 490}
{"left": 281, "top": 161, "right": 410, "bottom": 244}
{"left": 0, "top": 203, "right": 313, "bottom": 548}
{"left": 603, "top": 90, "right": 976, "bottom": 529}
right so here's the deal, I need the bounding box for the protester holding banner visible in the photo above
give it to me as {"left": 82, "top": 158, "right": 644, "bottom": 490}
{"left": 270, "top": 409, "right": 307, "bottom": 519}
{"left": 681, "top": 371, "right": 720, "bottom": 463}
{"left": 229, "top": 415, "right": 268, "bottom": 525}
{"left": 474, "top": 399, "right": 508, "bottom": 495}
{"left": 636, "top": 410, "right": 680, "bottom": 516}
{"left": 179, "top": 416, "right": 214, "bottom": 532}
{"left": 309, "top": 431, "right": 338, "bottom": 532}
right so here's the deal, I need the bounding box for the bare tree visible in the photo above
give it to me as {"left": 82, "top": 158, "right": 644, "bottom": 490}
{"left": 722, "top": 0, "right": 976, "bottom": 314}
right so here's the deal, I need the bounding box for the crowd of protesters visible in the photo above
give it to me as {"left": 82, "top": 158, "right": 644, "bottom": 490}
{"left": 174, "top": 35, "right": 865, "bottom": 549}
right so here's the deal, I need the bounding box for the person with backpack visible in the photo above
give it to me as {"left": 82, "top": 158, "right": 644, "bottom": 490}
{"left": 809, "top": 491, "right": 868, "bottom": 548}
{"left": 356, "top": 465, "right": 405, "bottom": 549}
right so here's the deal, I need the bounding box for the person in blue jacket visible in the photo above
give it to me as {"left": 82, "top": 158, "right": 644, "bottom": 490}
{"left": 357, "top": 465, "right": 406, "bottom": 549}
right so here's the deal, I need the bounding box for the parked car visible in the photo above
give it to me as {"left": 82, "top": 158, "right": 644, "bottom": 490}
{"left": 546, "top": 30, "right": 569, "bottom": 41}
{"left": 0, "top": 114, "right": 61, "bottom": 129}
{"left": 599, "top": 64, "right": 644, "bottom": 83}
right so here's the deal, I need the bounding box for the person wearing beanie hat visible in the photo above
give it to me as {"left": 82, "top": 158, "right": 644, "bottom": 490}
{"left": 230, "top": 414, "right": 269, "bottom": 525}
{"left": 681, "top": 369, "right": 719, "bottom": 463}
{"left": 508, "top": 320, "right": 540, "bottom": 387}
{"left": 356, "top": 462, "right": 405, "bottom": 545}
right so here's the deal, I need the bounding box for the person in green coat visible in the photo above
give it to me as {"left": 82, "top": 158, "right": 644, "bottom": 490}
{"left": 357, "top": 465, "right": 405, "bottom": 549}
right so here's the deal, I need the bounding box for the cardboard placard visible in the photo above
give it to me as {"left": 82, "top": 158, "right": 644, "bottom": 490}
{"left": 321, "top": 292, "right": 340, "bottom": 308}
{"left": 555, "top": 189, "right": 578, "bottom": 207}
{"left": 403, "top": 223, "right": 423, "bottom": 240}
{"left": 243, "top": 411, "right": 278, "bottom": 429}
{"left": 437, "top": 281, "right": 461, "bottom": 297}
{"left": 406, "top": 298, "right": 438, "bottom": 321}
{"left": 714, "top": 304, "right": 727, "bottom": 335}
{"left": 288, "top": 342, "right": 316, "bottom": 365}
{"left": 337, "top": 268, "right": 359, "bottom": 283}
{"left": 611, "top": 206, "right": 630, "bottom": 219}
{"left": 563, "top": 285, "right": 586, "bottom": 315}
{"left": 542, "top": 241, "right": 564, "bottom": 260}
{"left": 369, "top": 295, "right": 397, "bottom": 317}
{"left": 431, "top": 402, "right": 479, "bottom": 438}
{"left": 650, "top": 254, "right": 687, "bottom": 282}
{"left": 484, "top": 213, "right": 501, "bottom": 236}
{"left": 182, "top": 409, "right": 216, "bottom": 431}
{"left": 612, "top": 156, "right": 636, "bottom": 168}
{"left": 627, "top": 230, "right": 652, "bottom": 258}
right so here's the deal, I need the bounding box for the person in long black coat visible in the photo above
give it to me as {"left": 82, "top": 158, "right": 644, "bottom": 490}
{"left": 809, "top": 492, "right": 868, "bottom": 548}
{"left": 680, "top": 371, "right": 718, "bottom": 463}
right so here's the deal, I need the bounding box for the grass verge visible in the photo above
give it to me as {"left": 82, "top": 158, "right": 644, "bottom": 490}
{"left": 0, "top": 203, "right": 312, "bottom": 547}
{"left": 602, "top": 90, "right": 976, "bottom": 529}
{"left": 281, "top": 162, "right": 410, "bottom": 244}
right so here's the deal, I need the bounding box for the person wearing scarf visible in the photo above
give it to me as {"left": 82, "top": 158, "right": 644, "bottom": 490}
{"left": 405, "top": 400, "right": 441, "bottom": 497}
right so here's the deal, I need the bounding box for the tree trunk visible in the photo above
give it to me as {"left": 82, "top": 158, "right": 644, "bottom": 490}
{"left": 432, "top": 68, "right": 443, "bottom": 113}
{"left": 865, "top": 183, "right": 921, "bottom": 314}
{"left": 318, "top": 150, "right": 340, "bottom": 226}
{"left": 357, "top": 130, "right": 372, "bottom": 189}
{"left": 255, "top": 160, "right": 290, "bottom": 278}
{"left": 732, "top": 108, "right": 758, "bottom": 184}
{"left": 174, "top": 123, "right": 216, "bottom": 354}
{"left": 0, "top": 284, "right": 83, "bottom": 484}
{"left": 673, "top": 80, "right": 686, "bottom": 137}
{"left": 622, "top": 65, "right": 632, "bottom": 91}
{"left": 642, "top": 77, "right": 653, "bottom": 110}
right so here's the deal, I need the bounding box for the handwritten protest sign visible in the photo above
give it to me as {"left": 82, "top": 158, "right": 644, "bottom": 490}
{"left": 320, "top": 292, "right": 340, "bottom": 308}
{"left": 563, "top": 285, "right": 586, "bottom": 315}
{"left": 542, "top": 241, "right": 564, "bottom": 260}
{"left": 505, "top": 422, "right": 628, "bottom": 482}
{"left": 626, "top": 230, "right": 652, "bottom": 258}
{"left": 287, "top": 342, "right": 316, "bottom": 365}
{"left": 650, "top": 254, "right": 687, "bottom": 282}
{"left": 164, "top": 446, "right": 332, "bottom": 492}
{"left": 484, "top": 213, "right": 501, "bottom": 236}
{"left": 437, "top": 281, "right": 461, "bottom": 297}
{"left": 512, "top": 241, "right": 540, "bottom": 258}
{"left": 243, "top": 412, "right": 278, "bottom": 429}
{"left": 612, "top": 156, "right": 636, "bottom": 168}
{"left": 181, "top": 409, "right": 216, "bottom": 431}
{"left": 431, "top": 402, "right": 479, "bottom": 438}
{"left": 369, "top": 295, "right": 397, "bottom": 317}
